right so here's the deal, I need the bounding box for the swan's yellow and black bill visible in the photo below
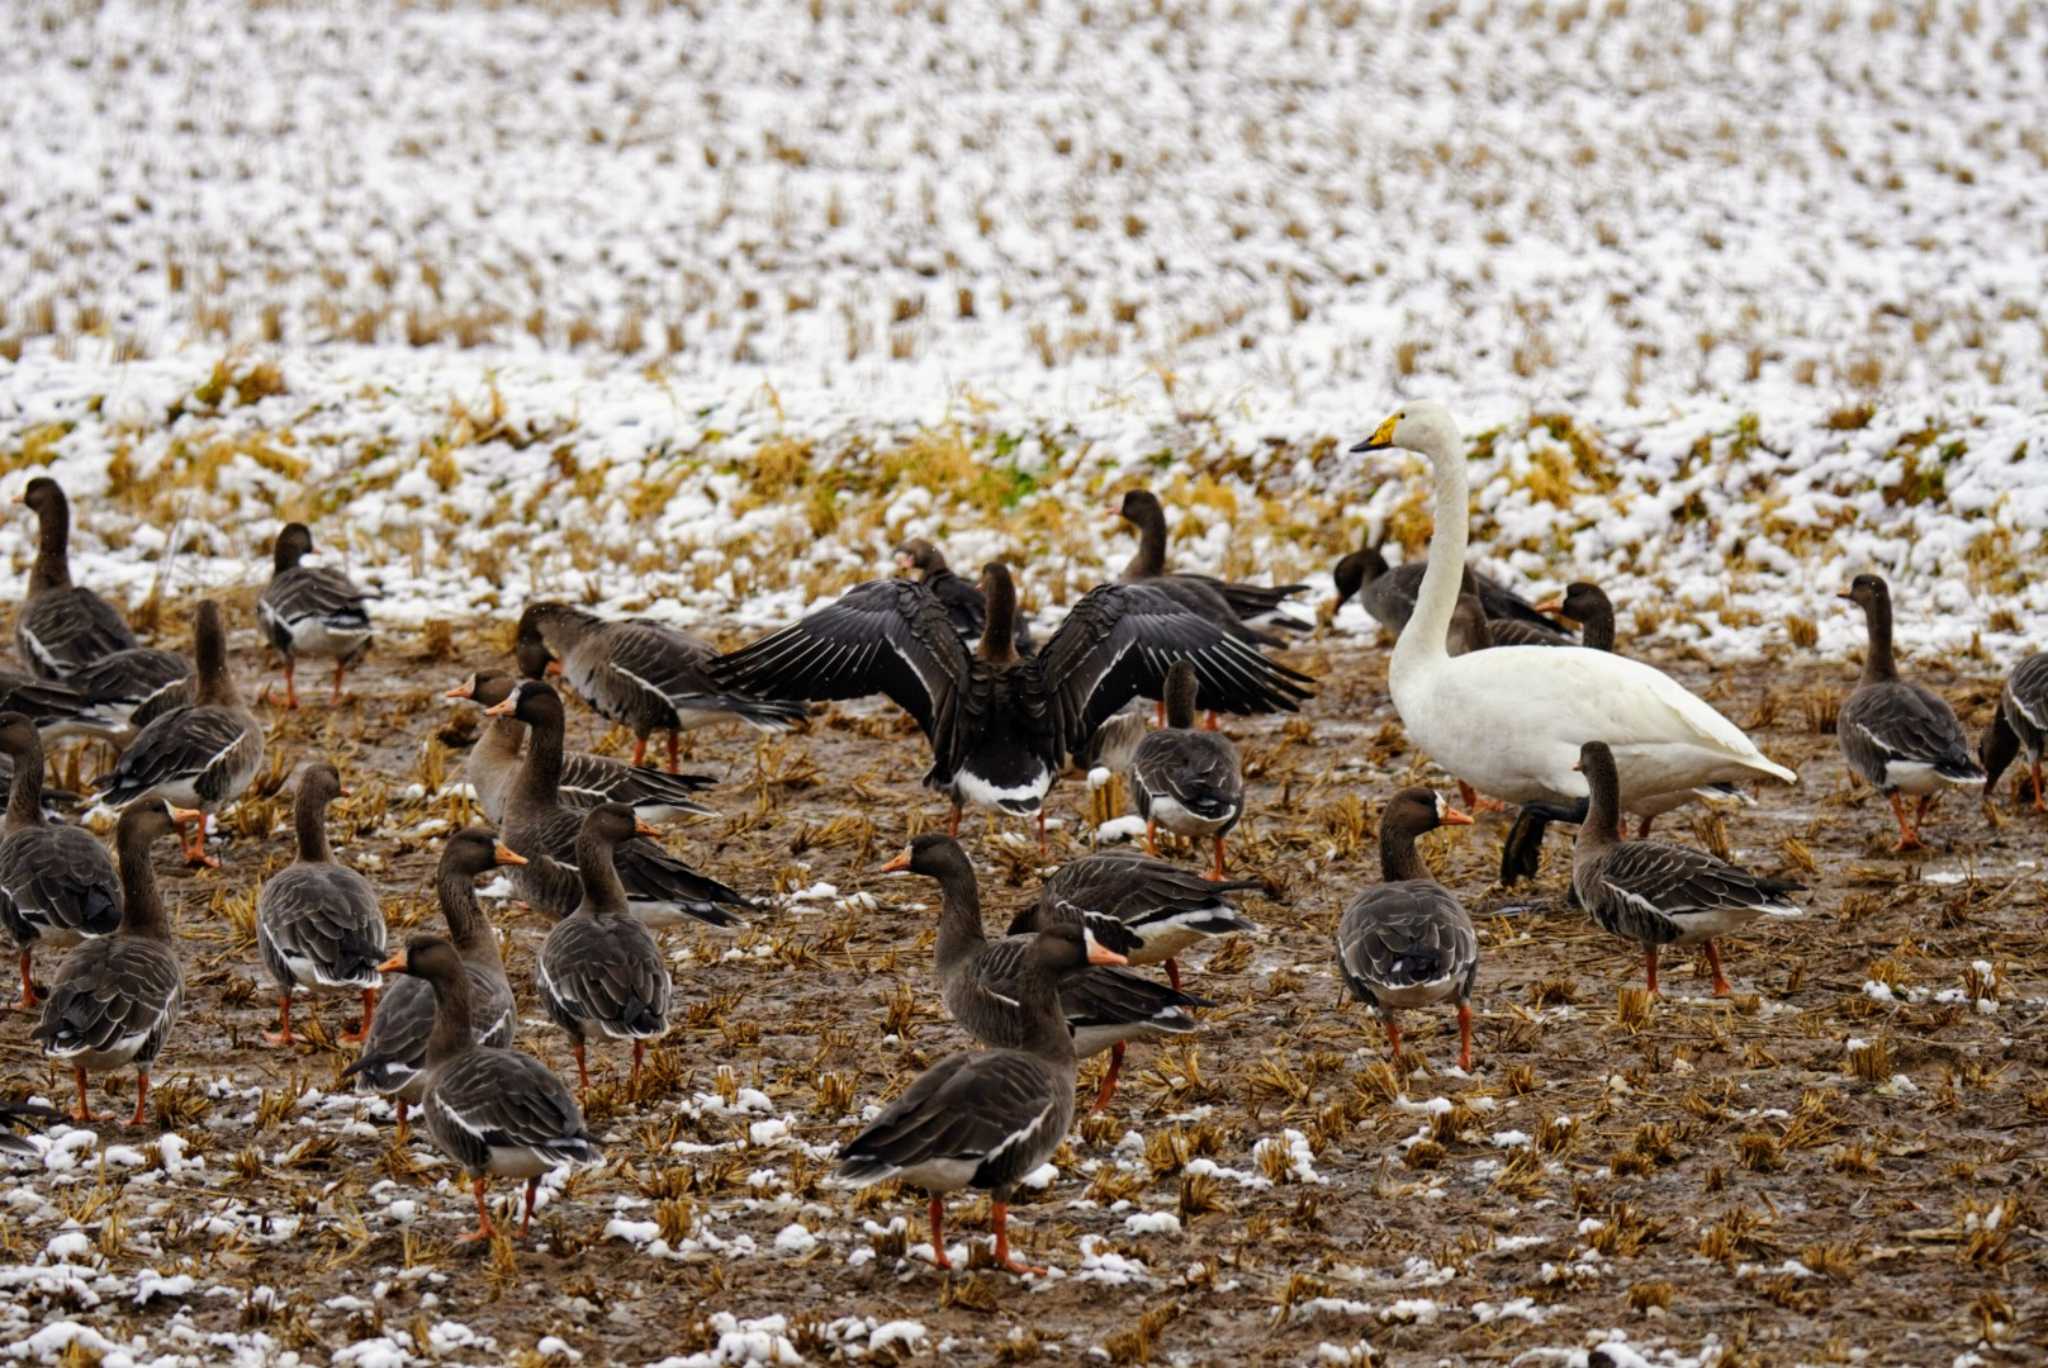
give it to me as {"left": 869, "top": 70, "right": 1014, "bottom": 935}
{"left": 493, "top": 843, "right": 527, "bottom": 867}
{"left": 878, "top": 848, "right": 913, "bottom": 874}
{"left": 1350, "top": 412, "right": 1401, "bottom": 452}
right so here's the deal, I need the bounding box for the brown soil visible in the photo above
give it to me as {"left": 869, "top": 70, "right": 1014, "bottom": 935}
{"left": 3, "top": 623, "right": 2043, "bottom": 1365}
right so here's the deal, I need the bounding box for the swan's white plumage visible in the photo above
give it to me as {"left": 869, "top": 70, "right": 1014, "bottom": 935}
{"left": 1362, "top": 403, "right": 1796, "bottom": 807}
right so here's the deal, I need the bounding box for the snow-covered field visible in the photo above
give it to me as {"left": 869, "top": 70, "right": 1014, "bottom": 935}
{"left": 2, "top": 3, "right": 2046, "bottom": 1365}
{"left": 2, "top": 0, "right": 2044, "bottom": 661}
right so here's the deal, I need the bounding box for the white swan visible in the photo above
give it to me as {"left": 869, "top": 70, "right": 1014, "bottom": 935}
{"left": 1352, "top": 403, "right": 1796, "bottom": 829}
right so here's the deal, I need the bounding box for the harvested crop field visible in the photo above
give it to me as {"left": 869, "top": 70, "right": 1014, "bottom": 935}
{"left": 2, "top": 611, "right": 2040, "bottom": 1366}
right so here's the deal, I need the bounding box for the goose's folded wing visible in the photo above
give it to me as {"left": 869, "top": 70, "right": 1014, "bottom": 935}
{"left": 1037, "top": 583, "right": 1314, "bottom": 751}
{"left": 431, "top": 1049, "right": 595, "bottom": 1156}
{"left": 541, "top": 918, "right": 670, "bottom": 1032}
{"left": 1336, "top": 884, "right": 1476, "bottom": 991}
{"left": 707, "top": 579, "right": 967, "bottom": 741}
{"left": 1845, "top": 683, "right": 1979, "bottom": 772}
{"left": 613, "top": 836, "right": 753, "bottom": 926}
{"left": 66, "top": 649, "right": 193, "bottom": 712}
{"left": 94, "top": 706, "right": 259, "bottom": 802}
{"left": 838, "top": 1051, "right": 1058, "bottom": 1176}
{"left": 31, "top": 941, "right": 180, "bottom": 1057}
{"left": 261, "top": 868, "right": 386, "bottom": 983}
{"left": 1596, "top": 841, "right": 1802, "bottom": 921}
{"left": 264, "top": 566, "right": 373, "bottom": 629}
{"left": 2, "top": 828, "right": 121, "bottom": 938}
{"left": 556, "top": 755, "right": 718, "bottom": 815}
{"left": 341, "top": 973, "right": 435, "bottom": 1090}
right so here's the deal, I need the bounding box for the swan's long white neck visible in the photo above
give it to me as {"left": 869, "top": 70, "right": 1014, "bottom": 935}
{"left": 1390, "top": 431, "right": 1468, "bottom": 687}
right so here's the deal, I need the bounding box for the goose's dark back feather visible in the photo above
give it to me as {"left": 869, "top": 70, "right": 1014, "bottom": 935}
{"left": 1335, "top": 881, "right": 1478, "bottom": 1008}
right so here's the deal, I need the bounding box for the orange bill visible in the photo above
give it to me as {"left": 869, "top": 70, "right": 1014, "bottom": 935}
{"left": 1441, "top": 806, "right": 1476, "bottom": 827}
{"left": 443, "top": 676, "right": 476, "bottom": 699}
{"left": 879, "top": 849, "right": 913, "bottom": 874}
{"left": 375, "top": 952, "right": 407, "bottom": 974}
{"left": 493, "top": 844, "right": 527, "bottom": 867}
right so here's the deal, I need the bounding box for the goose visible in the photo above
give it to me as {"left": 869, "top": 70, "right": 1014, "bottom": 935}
{"left": 1533, "top": 581, "right": 1618, "bottom": 653}
{"left": 515, "top": 602, "right": 806, "bottom": 772}
{"left": 484, "top": 680, "right": 752, "bottom": 930}
{"left": 1352, "top": 404, "right": 1796, "bottom": 886}
{"left": 0, "top": 714, "right": 120, "bottom": 1011}
{"left": 709, "top": 564, "right": 1312, "bottom": 851}
{"left": 63, "top": 648, "right": 193, "bottom": 736}
{"left": 1836, "top": 574, "right": 1983, "bottom": 850}
{"left": 378, "top": 935, "right": 601, "bottom": 1242}
{"left": 12, "top": 477, "right": 138, "bottom": 679}
{"left": 836, "top": 914, "right": 1107, "bottom": 1275}
{"left": 1980, "top": 652, "right": 2048, "bottom": 813}
{"left": 1530, "top": 580, "right": 1750, "bottom": 837}
{"left": 1130, "top": 660, "right": 1243, "bottom": 879}
{"left": 1114, "top": 488, "right": 1310, "bottom": 635}
{"left": 534, "top": 804, "right": 673, "bottom": 1096}
{"left": 445, "top": 671, "right": 716, "bottom": 824}
{"left": 343, "top": 829, "right": 522, "bottom": 1140}
{"left": 256, "top": 764, "right": 386, "bottom": 1047}
{"left": 1571, "top": 741, "right": 1803, "bottom": 996}
{"left": 1330, "top": 537, "right": 1557, "bottom": 637}
{"left": 896, "top": 538, "right": 1037, "bottom": 655}
{"left": 1335, "top": 788, "right": 1479, "bottom": 1071}
{"left": 258, "top": 522, "right": 374, "bottom": 708}
{"left": 1446, "top": 583, "right": 1570, "bottom": 653}
{"left": 30, "top": 801, "right": 202, "bottom": 1124}
{"left": 1006, "top": 852, "right": 1261, "bottom": 991}
{"left": 884, "top": 835, "right": 1207, "bottom": 1114}
{"left": 93, "top": 600, "right": 267, "bottom": 867}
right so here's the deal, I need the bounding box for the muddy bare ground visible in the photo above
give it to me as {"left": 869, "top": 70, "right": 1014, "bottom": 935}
{"left": 3, "top": 617, "right": 2043, "bottom": 1366}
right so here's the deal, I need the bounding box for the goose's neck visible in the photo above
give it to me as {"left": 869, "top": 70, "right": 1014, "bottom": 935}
{"left": 117, "top": 825, "right": 172, "bottom": 940}
{"left": 1581, "top": 763, "right": 1624, "bottom": 847}
{"left": 1378, "top": 821, "right": 1433, "bottom": 884}
{"left": 1391, "top": 439, "right": 1468, "bottom": 677}
{"left": 1859, "top": 599, "right": 1897, "bottom": 684}
{"left": 424, "top": 968, "right": 477, "bottom": 1069}
{"left": 516, "top": 705, "right": 566, "bottom": 803}
{"left": 473, "top": 717, "right": 525, "bottom": 771}
{"left": 979, "top": 574, "right": 1018, "bottom": 665}
{"left": 1581, "top": 602, "right": 1617, "bottom": 654}
{"left": 4, "top": 737, "right": 47, "bottom": 831}
{"left": 572, "top": 830, "right": 630, "bottom": 920}
{"left": 292, "top": 788, "right": 334, "bottom": 863}
{"left": 439, "top": 871, "right": 503, "bottom": 970}
{"left": 1012, "top": 954, "right": 1078, "bottom": 1064}
{"left": 29, "top": 505, "right": 71, "bottom": 595}
{"left": 1123, "top": 509, "right": 1167, "bottom": 580}
{"left": 932, "top": 867, "right": 986, "bottom": 971}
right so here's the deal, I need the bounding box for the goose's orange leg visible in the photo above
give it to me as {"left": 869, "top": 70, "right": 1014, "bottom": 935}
{"left": 1090, "top": 1042, "right": 1125, "bottom": 1114}
{"left": 928, "top": 1196, "right": 951, "bottom": 1270}
{"left": 458, "top": 1177, "right": 497, "bottom": 1242}
{"left": 990, "top": 1202, "right": 1046, "bottom": 1276}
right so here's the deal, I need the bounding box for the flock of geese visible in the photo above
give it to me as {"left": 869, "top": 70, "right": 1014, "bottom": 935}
{"left": 3, "top": 401, "right": 2043, "bottom": 1271}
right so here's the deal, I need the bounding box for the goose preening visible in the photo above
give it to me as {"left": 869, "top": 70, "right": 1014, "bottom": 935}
{"left": 445, "top": 671, "right": 716, "bottom": 824}
{"left": 709, "top": 564, "right": 1312, "bottom": 852}
{"left": 1981, "top": 652, "right": 2048, "bottom": 812}
{"left": 1836, "top": 574, "right": 1983, "bottom": 850}
{"left": 1529, "top": 579, "right": 1750, "bottom": 836}
{"left": 1130, "top": 660, "right": 1243, "bottom": 879}
{"left": 515, "top": 602, "right": 806, "bottom": 772}
{"left": 1114, "top": 488, "right": 1311, "bottom": 636}
{"left": 1330, "top": 537, "right": 1557, "bottom": 638}
{"left": 1352, "top": 404, "right": 1796, "bottom": 885}
{"left": 534, "top": 803, "right": 673, "bottom": 1096}
{"left": 0, "top": 714, "right": 120, "bottom": 1010}
{"left": 484, "top": 680, "right": 753, "bottom": 930}
{"left": 343, "top": 829, "right": 521, "bottom": 1140}
{"left": 258, "top": 522, "right": 374, "bottom": 709}
{"left": 896, "top": 538, "right": 1036, "bottom": 655}
{"left": 31, "top": 801, "right": 202, "bottom": 1124}
{"left": 64, "top": 648, "right": 194, "bottom": 736}
{"left": 1006, "top": 852, "right": 1261, "bottom": 991}
{"left": 256, "top": 764, "right": 387, "bottom": 1046}
{"left": 1571, "top": 742, "right": 1803, "bottom": 996}
{"left": 94, "top": 601, "right": 267, "bottom": 867}
{"left": 378, "top": 935, "right": 601, "bottom": 1242}
{"left": 885, "top": 835, "right": 1207, "bottom": 1114}
{"left": 1335, "top": 788, "right": 1478, "bottom": 1071}
{"left": 13, "top": 477, "right": 139, "bottom": 680}
{"left": 836, "top": 914, "right": 1107, "bottom": 1275}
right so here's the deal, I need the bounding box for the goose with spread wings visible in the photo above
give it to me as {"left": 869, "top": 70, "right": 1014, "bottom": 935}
{"left": 708, "top": 562, "right": 1314, "bottom": 852}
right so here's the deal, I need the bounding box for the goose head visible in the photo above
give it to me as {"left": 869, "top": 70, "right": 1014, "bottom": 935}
{"left": 1836, "top": 573, "right": 1889, "bottom": 612}
{"left": 877, "top": 832, "right": 974, "bottom": 880}
{"left": 1351, "top": 402, "right": 1461, "bottom": 462}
